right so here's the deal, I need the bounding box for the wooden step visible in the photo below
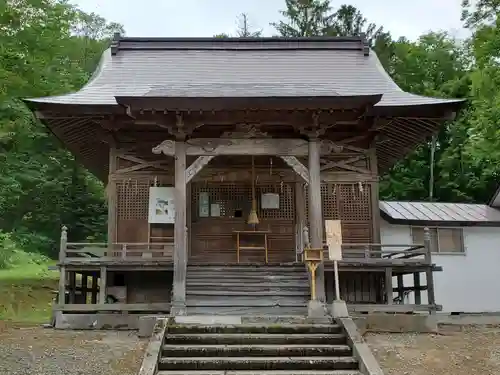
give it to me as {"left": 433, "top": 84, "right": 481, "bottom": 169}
{"left": 186, "top": 290, "right": 309, "bottom": 297}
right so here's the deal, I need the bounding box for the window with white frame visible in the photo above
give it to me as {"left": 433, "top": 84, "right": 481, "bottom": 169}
{"left": 411, "top": 227, "right": 464, "bottom": 253}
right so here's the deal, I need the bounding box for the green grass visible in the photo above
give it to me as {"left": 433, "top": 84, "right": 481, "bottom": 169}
{"left": 0, "top": 261, "right": 59, "bottom": 323}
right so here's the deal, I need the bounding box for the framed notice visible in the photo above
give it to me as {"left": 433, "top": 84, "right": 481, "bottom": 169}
{"left": 199, "top": 192, "right": 210, "bottom": 217}
{"left": 325, "top": 220, "right": 343, "bottom": 261}
{"left": 261, "top": 193, "right": 280, "bottom": 209}
{"left": 148, "top": 187, "right": 175, "bottom": 224}
{"left": 210, "top": 203, "right": 221, "bottom": 217}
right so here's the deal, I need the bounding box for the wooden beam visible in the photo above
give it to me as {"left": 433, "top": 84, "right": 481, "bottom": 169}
{"left": 152, "top": 138, "right": 347, "bottom": 157}
{"left": 53, "top": 303, "right": 171, "bottom": 312}
{"left": 280, "top": 156, "right": 309, "bottom": 184}
{"left": 185, "top": 156, "right": 215, "bottom": 183}
{"left": 320, "top": 155, "right": 370, "bottom": 173}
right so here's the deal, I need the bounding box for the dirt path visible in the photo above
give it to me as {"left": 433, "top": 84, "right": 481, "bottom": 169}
{"left": 366, "top": 325, "right": 500, "bottom": 375}
{"left": 0, "top": 322, "right": 146, "bottom": 375}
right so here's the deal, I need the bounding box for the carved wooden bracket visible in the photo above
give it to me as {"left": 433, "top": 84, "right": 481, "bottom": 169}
{"left": 166, "top": 113, "right": 203, "bottom": 140}
{"left": 152, "top": 138, "right": 342, "bottom": 157}
{"left": 280, "top": 156, "right": 309, "bottom": 184}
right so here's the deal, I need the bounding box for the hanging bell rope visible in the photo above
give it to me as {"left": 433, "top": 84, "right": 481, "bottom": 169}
{"left": 247, "top": 155, "right": 260, "bottom": 227}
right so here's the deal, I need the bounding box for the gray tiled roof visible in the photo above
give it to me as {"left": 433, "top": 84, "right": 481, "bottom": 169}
{"left": 380, "top": 201, "right": 500, "bottom": 224}
{"left": 26, "top": 37, "right": 463, "bottom": 107}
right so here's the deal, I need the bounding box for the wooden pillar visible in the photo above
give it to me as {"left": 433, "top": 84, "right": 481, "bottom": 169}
{"left": 99, "top": 266, "right": 107, "bottom": 304}
{"left": 172, "top": 140, "right": 187, "bottom": 315}
{"left": 385, "top": 267, "right": 393, "bottom": 304}
{"left": 69, "top": 271, "right": 76, "bottom": 303}
{"left": 81, "top": 273, "right": 88, "bottom": 304}
{"left": 413, "top": 272, "right": 422, "bottom": 305}
{"left": 368, "top": 147, "right": 381, "bottom": 244}
{"left": 308, "top": 139, "right": 325, "bottom": 302}
{"left": 91, "top": 274, "right": 98, "bottom": 304}
{"left": 107, "top": 148, "right": 117, "bottom": 244}
{"left": 295, "top": 181, "right": 306, "bottom": 262}
{"left": 424, "top": 227, "right": 436, "bottom": 313}
{"left": 396, "top": 274, "right": 404, "bottom": 303}
{"left": 58, "top": 225, "right": 67, "bottom": 305}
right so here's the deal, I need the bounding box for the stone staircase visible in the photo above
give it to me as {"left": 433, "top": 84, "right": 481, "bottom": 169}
{"left": 185, "top": 264, "right": 310, "bottom": 315}
{"left": 157, "top": 322, "right": 362, "bottom": 375}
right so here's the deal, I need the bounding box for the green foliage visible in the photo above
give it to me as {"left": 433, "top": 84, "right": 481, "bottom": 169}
{"left": 270, "top": 1, "right": 500, "bottom": 204}
{"left": 0, "top": 0, "right": 121, "bottom": 262}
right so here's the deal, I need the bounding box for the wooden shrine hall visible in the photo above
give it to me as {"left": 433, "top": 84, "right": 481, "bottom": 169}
{"left": 25, "top": 35, "right": 464, "bottom": 318}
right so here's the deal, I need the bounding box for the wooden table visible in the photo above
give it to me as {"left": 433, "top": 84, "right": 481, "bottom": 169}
{"left": 233, "top": 230, "right": 270, "bottom": 264}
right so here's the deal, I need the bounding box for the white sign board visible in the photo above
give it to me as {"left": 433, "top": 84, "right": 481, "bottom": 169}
{"left": 261, "top": 193, "right": 280, "bottom": 209}
{"left": 325, "top": 220, "right": 343, "bottom": 261}
{"left": 148, "top": 187, "right": 175, "bottom": 224}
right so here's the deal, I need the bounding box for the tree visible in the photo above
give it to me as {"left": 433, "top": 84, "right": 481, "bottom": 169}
{"left": 0, "top": 0, "right": 123, "bottom": 259}
{"left": 271, "top": 0, "right": 335, "bottom": 37}
{"left": 236, "top": 13, "right": 262, "bottom": 37}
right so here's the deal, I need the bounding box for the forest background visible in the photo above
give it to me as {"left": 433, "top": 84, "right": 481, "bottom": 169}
{"left": 1, "top": 0, "right": 499, "bottom": 267}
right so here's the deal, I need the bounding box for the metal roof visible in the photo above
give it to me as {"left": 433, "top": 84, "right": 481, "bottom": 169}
{"left": 25, "top": 36, "right": 463, "bottom": 108}
{"left": 380, "top": 201, "right": 500, "bottom": 225}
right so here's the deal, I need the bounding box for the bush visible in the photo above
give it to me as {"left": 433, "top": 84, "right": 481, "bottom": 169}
{"left": 0, "top": 231, "right": 50, "bottom": 269}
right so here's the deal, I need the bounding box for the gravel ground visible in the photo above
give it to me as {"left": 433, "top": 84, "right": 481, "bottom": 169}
{"left": 366, "top": 325, "right": 500, "bottom": 375}
{"left": 0, "top": 322, "right": 147, "bottom": 375}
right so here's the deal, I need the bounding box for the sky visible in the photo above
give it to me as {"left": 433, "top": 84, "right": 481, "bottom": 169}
{"left": 71, "top": 0, "right": 468, "bottom": 41}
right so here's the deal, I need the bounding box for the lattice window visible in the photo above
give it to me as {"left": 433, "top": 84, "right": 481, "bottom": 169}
{"left": 191, "top": 183, "right": 295, "bottom": 220}
{"left": 306, "top": 183, "right": 371, "bottom": 221}
{"left": 321, "top": 184, "right": 339, "bottom": 219}
{"left": 116, "top": 180, "right": 150, "bottom": 220}
{"left": 338, "top": 184, "right": 371, "bottom": 221}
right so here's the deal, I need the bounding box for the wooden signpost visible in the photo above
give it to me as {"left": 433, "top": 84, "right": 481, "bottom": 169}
{"left": 325, "top": 220, "right": 343, "bottom": 301}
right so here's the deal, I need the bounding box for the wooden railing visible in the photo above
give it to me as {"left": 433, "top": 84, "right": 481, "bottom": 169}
{"left": 59, "top": 226, "right": 174, "bottom": 262}
{"left": 325, "top": 243, "right": 428, "bottom": 261}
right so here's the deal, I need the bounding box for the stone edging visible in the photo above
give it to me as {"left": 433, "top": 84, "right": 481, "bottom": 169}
{"left": 338, "top": 317, "right": 385, "bottom": 375}
{"left": 138, "top": 317, "right": 168, "bottom": 375}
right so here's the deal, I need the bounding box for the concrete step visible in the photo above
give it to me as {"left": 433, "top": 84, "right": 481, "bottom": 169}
{"left": 161, "top": 344, "right": 352, "bottom": 357}
{"left": 166, "top": 324, "right": 342, "bottom": 334}
{"left": 157, "top": 370, "right": 362, "bottom": 375}
{"left": 157, "top": 356, "right": 358, "bottom": 371}
{"left": 186, "top": 290, "right": 309, "bottom": 297}
{"left": 158, "top": 371, "right": 361, "bottom": 375}
{"left": 164, "top": 333, "right": 347, "bottom": 345}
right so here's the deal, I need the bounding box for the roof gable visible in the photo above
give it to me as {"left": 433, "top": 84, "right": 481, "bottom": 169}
{"left": 26, "top": 36, "right": 463, "bottom": 109}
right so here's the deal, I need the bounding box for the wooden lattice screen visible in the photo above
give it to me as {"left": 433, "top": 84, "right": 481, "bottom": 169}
{"left": 116, "top": 180, "right": 150, "bottom": 220}
{"left": 305, "top": 182, "right": 373, "bottom": 244}
{"left": 191, "top": 183, "right": 295, "bottom": 220}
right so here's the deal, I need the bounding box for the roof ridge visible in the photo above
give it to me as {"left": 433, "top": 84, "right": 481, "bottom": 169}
{"left": 110, "top": 33, "right": 370, "bottom": 55}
